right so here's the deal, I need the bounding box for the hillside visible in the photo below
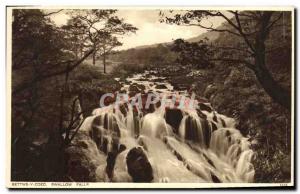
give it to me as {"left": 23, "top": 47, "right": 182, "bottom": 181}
{"left": 119, "top": 28, "right": 220, "bottom": 51}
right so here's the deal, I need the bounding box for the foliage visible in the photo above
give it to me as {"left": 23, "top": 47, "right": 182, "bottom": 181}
{"left": 171, "top": 38, "right": 214, "bottom": 68}
{"left": 65, "top": 9, "right": 137, "bottom": 71}
{"left": 11, "top": 9, "right": 135, "bottom": 181}
{"left": 157, "top": 10, "right": 292, "bottom": 183}
{"left": 160, "top": 10, "right": 292, "bottom": 110}
{"left": 110, "top": 44, "right": 177, "bottom": 68}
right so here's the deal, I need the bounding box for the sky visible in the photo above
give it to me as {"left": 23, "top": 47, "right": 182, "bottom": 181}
{"left": 49, "top": 9, "right": 227, "bottom": 50}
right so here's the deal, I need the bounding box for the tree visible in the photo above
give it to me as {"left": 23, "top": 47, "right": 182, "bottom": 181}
{"left": 61, "top": 17, "right": 87, "bottom": 59}
{"left": 96, "top": 34, "right": 122, "bottom": 73}
{"left": 67, "top": 10, "right": 137, "bottom": 66}
{"left": 12, "top": 9, "right": 76, "bottom": 181}
{"left": 12, "top": 9, "right": 95, "bottom": 96}
{"left": 11, "top": 9, "right": 137, "bottom": 181}
{"left": 171, "top": 38, "right": 213, "bottom": 68}
{"left": 160, "top": 10, "right": 291, "bottom": 110}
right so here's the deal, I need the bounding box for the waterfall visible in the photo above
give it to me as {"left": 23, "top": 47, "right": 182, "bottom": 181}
{"left": 70, "top": 70, "right": 255, "bottom": 183}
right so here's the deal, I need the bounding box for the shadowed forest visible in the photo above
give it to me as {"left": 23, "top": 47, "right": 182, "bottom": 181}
{"left": 11, "top": 9, "right": 292, "bottom": 184}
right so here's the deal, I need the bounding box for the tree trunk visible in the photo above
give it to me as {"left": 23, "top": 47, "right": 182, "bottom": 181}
{"left": 92, "top": 50, "right": 96, "bottom": 65}
{"left": 75, "top": 48, "right": 78, "bottom": 59}
{"left": 58, "top": 70, "right": 69, "bottom": 134}
{"left": 253, "top": 12, "right": 291, "bottom": 111}
{"left": 254, "top": 63, "right": 291, "bottom": 110}
{"left": 103, "top": 49, "right": 106, "bottom": 73}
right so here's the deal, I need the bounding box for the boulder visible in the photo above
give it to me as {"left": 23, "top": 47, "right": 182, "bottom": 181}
{"left": 126, "top": 147, "right": 153, "bottom": 182}
{"left": 129, "top": 83, "right": 146, "bottom": 93}
{"left": 198, "top": 103, "right": 213, "bottom": 113}
{"left": 165, "top": 108, "right": 183, "bottom": 134}
{"left": 204, "top": 84, "right": 218, "bottom": 99}
{"left": 155, "top": 84, "right": 168, "bottom": 89}
{"left": 64, "top": 132, "right": 106, "bottom": 182}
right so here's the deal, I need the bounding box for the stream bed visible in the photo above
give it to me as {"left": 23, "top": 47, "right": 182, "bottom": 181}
{"left": 65, "top": 70, "right": 255, "bottom": 183}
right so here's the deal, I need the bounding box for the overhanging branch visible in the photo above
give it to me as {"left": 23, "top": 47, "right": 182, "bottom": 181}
{"left": 12, "top": 48, "right": 95, "bottom": 95}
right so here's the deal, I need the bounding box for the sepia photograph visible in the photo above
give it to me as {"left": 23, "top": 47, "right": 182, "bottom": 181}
{"left": 6, "top": 6, "right": 294, "bottom": 188}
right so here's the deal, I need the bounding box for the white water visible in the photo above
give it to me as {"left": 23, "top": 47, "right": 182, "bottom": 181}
{"left": 77, "top": 70, "right": 255, "bottom": 183}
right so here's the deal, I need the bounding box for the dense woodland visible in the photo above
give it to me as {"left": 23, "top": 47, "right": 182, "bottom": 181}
{"left": 11, "top": 9, "right": 292, "bottom": 182}
{"left": 12, "top": 9, "right": 137, "bottom": 181}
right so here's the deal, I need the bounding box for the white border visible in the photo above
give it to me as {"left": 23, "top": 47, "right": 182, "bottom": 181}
{"left": 4, "top": 4, "right": 296, "bottom": 190}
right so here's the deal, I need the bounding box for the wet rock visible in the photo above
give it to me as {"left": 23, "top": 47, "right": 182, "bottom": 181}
{"left": 198, "top": 103, "right": 213, "bottom": 112}
{"left": 144, "top": 73, "right": 152, "bottom": 78}
{"left": 65, "top": 132, "right": 106, "bottom": 182}
{"left": 119, "top": 103, "right": 128, "bottom": 117}
{"left": 138, "top": 84, "right": 146, "bottom": 91}
{"left": 213, "top": 112, "right": 218, "bottom": 122}
{"left": 155, "top": 84, "right": 168, "bottom": 89}
{"left": 77, "top": 141, "right": 89, "bottom": 149}
{"left": 220, "top": 118, "right": 226, "bottom": 127}
{"left": 133, "top": 115, "right": 140, "bottom": 137}
{"left": 103, "top": 95, "right": 116, "bottom": 106}
{"left": 102, "top": 114, "right": 121, "bottom": 137}
{"left": 128, "top": 85, "right": 140, "bottom": 97}
{"left": 152, "top": 78, "right": 166, "bottom": 82}
{"left": 172, "top": 83, "right": 188, "bottom": 91}
{"left": 119, "top": 89, "right": 127, "bottom": 93}
{"left": 90, "top": 114, "right": 121, "bottom": 153}
{"left": 196, "top": 107, "right": 206, "bottom": 118}
{"left": 204, "top": 84, "right": 218, "bottom": 99}
{"left": 106, "top": 144, "right": 126, "bottom": 180}
{"left": 184, "top": 116, "right": 202, "bottom": 143}
{"left": 183, "top": 116, "right": 212, "bottom": 147}
{"left": 136, "top": 78, "right": 148, "bottom": 81}
{"left": 165, "top": 108, "right": 183, "bottom": 134}
{"left": 211, "top": 121, "right": 218, "bottom": 132}
{"left": 200, "top": 118, "right": 212, "bottom": 147}
{"left": 124, "top": 80, "right": 131, "bottom": 85}
{"left": 90, "top": 117, "right": 104, "bottom": 148}
{"left": 211, "top": 173, "right": 221, "bottom": 183}
{"left": 203, "top": 153, "right": 215, "bottom": 168}
{"left": 129, "top": 83, "right": 145, "bottom": 93}
{"left": 128, "top": 91, "right": 136, "bottom": 97}
{"left": 126, "top": 147, "right": 153, "bottom": 182}
{"left": 100, "top": 137, "right": 109, "bottom": 154}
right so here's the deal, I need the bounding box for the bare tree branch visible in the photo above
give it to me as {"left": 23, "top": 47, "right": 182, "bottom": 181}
{"left": 266, "top": 12, "right": 283, "bottom": 30}
{"left": 66, "top": 117, "right": 85, "bottom": 145}
{"left": 12, "top": 48, "right": 95, "bottom": 95}
{"left": 181, "top": 23, "right": 241, "bottom": 37}
{"left": 231, "top": 11, "right": 256, "bottom": 52}
{"left": 43, "top": 9, "right": 64, "bottom": 17}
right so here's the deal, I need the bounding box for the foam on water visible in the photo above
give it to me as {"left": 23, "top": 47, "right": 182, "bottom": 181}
{"left": 76, "top": 70, "right": 254, "bottom": 183}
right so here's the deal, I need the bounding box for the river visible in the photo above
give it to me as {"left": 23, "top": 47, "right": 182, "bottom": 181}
{"left": 67, "top": 70, "right": 255, "bottom": 183}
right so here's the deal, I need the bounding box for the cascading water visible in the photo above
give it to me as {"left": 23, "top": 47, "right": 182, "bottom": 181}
{"left": 71, "top": 70, "right": 255, "bottom": 183}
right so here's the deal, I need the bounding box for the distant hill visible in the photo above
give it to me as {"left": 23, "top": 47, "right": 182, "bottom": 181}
{"left": 132, "top": 42, "right": 170, "bottom": 50}
{"left": 110, "top": 24, "right": 223, "bottom": 67}
{"left": 187, "top": 30, "right": 220, "bottom": 43}
{"left": 119, "top": 24, "right": 222, "bottom": 52}
{"left": 126, "top": 29, "right": 220, "bottom": 51}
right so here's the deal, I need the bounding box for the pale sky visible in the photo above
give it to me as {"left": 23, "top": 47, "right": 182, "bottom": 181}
{"left": 49, "top": 9, "right": 227, "bottom": 50}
